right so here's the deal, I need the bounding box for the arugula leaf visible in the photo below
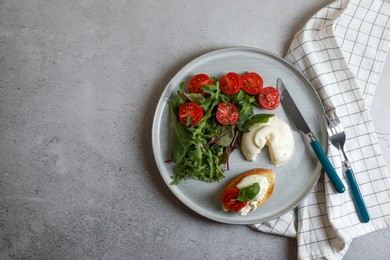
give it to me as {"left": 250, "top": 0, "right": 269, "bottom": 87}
{"left": 238, "top": 183, "right": 260, "bottom": 202}
{"left": 174, "top": 82, "right": 186, "bottom": 107}
{"left": 185, "top": 93, "right": 205, "bottom": 104}
{"left": 234, "top": 91, "right": 257, "bottom": 132}
{"left": 169, "top": 100, "right": 192, "bottom": 163}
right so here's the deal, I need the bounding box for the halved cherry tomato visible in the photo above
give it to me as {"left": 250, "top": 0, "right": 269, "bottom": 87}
{"left": 222, "top": 188, "right": 247, "bottom": 212}
{"left": 219, "top": 72, "right": 242, "bottom": 95}
{"left": 258, "top": 87, "right": 280, "bottom": 110}
{"left": 189, "top": 74, "right": 213, "bottom": 96}
{"left": 216, "top": 102, "right": 239, "bottom": 125}
{"left": 242, "top": 72, "right": 263, "bottom": 95}
{"left": 178, "top": 102, "right": 203, "bottom": 127}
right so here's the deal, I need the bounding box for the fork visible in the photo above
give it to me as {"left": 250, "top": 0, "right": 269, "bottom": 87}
{"left": 326, "top": 111, "right": 370, "bottom": 223}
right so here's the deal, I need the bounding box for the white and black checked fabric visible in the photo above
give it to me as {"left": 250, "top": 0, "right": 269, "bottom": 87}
{"left": 250, "top": 0, "right": 390, "bottom": 259}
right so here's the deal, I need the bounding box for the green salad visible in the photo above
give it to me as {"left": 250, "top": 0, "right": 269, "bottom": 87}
{"left": 168, "top": 73, "right": 276, "bottom": 185}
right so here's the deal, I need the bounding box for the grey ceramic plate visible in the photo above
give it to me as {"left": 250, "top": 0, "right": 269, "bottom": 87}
{"left": 152, "top": 47, "right": 325, "bottom": 224}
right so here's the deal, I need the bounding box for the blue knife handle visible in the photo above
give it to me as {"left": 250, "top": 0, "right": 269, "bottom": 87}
{"left": 345, "top": 167, "right": 370, "bottom": 223}
{"left": 308, "top": 136, "right": 345, "bottom": 193}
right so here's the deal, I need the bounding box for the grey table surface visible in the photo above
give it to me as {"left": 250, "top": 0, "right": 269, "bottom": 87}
{"left": 1, "top": 1, "right": 390, "bottom": 259}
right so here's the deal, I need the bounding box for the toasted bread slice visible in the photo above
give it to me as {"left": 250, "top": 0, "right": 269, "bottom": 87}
{"left": 222, "top": 168, "right": 275, "bottom": 212}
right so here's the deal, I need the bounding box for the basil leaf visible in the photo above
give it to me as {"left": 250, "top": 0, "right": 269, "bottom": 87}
{"left": 238, "top": 183, "right": 260, "bottom": 202}
{"left": 243, "top": 114, "right": 274, "bottom": 130}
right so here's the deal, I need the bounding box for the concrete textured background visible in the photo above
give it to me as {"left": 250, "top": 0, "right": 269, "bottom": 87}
{"left": 1, "top": 0, "right": 390, "bottom": 259}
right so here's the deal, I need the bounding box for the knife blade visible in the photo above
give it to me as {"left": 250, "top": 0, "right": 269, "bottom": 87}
{"left": 277, "top": 78, "right": 345, "bottom": 193}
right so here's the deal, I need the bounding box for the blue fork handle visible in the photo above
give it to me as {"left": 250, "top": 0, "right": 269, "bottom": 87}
{"left": 345, "top": 167, "right": 370, "bottom": 223}
{"left": 309, "top": 137, "right": 346, "bottom": 193}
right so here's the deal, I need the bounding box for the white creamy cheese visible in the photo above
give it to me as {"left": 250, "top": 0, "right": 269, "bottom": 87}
{"left": 236, "top": 175, "right": 269, "bottom": 216}
{"left": 241, "top": 116, "right": 294, "bottom": 167}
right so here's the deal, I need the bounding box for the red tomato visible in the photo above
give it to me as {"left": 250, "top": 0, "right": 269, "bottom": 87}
{"left": 242, "top": 72, "right": 263, "bottom": 95}
{"left": 219, "top": 72, "right": 242, "bottom": 95}
{"left": 189, "top": 74, "right": 213, "bottom": 96}
{"left": 222, "top": 188, "right": 247, "bottom": 212}
{"left": 258, "top": 87, "right": 280, "bottom": 110}
{"left": 178, "top": 102, "right": 204, "bottom": 127}
{"left": 216, "top": 102, "right": 239, "bottom": 125}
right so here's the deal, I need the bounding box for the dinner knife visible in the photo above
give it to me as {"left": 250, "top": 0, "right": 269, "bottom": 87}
{"left": 277, "top": 78, "right": 345, "bottom": 193}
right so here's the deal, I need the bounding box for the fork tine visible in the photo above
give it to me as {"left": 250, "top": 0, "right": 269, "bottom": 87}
{"left": 324, "top": 113, "right": 335, "bottom": 132}
{"left": 326, "top": 112, "right": 337, "bottom": 133}
{"left": 323, "top": 115, "right": 332, "bottom": 135}
{"left": 332, "top": 111, "right": 345, "bottom": 132}
{"left": 330, "top": 121, "right": 337, "bottom": 135}
{"left": 327, "top": 111, "right": 340, "bottom": 133}
{"left": 337, "top": 123, "right": 344, "bottom": 133}
{"left": 332, "top": 111, "right": 340, "bottom": 123}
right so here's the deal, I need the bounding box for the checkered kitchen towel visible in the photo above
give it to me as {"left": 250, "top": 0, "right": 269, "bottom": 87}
{"left": 251, "top": 0, "right": 390, "bottom": 259}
